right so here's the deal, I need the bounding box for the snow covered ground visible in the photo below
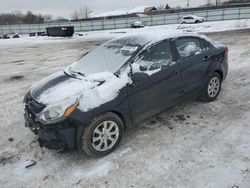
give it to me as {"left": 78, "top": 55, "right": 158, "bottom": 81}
{"left": 0, "top": 21, "right": 250, "bottom": 188}
{"left": 0, "top": 19, "right": 249, "bottom": 47}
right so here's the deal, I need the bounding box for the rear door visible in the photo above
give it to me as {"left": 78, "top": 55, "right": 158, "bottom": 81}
{"left": 174, "top": 36, "right": 212, "bottom": 97}
{"left": 127, "top": 40, "right": 182, "bottom": 123}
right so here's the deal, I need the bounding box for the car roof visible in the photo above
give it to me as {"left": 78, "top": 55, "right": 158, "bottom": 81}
{"left": 183, "top": 15, "right": 198, "bottom": 18}
{"left": 108, "top": 31, "right": 203, "bottom": 47}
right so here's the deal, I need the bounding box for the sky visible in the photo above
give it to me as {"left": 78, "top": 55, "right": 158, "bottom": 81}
{"left": 1, "top": 0, "right": 209, "bottom": 18}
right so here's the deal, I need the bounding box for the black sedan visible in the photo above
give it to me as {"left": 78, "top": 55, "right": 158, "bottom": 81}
{"left": 24, "top": 32, "right": 228, "bottom": 156}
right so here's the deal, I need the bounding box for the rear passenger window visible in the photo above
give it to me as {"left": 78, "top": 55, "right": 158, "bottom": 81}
{"left": 176, "top": 37, "right": 202, "bottom": 59}
{"left": 201, "top": 39, "right": 211, "bottom": 50}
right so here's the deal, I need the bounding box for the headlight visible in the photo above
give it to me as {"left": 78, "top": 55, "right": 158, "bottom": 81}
{"left": 37, "top": 96, "right": 79, "bottom": 123}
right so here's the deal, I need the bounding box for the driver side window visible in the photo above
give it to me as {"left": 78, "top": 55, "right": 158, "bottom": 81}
{"left": 134, "top": 40, "right": 174, "bottom": 73}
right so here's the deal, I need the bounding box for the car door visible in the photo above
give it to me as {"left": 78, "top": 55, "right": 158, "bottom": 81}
{"left": 174, "top": 36, "right": 212, "bottom": 98}
{"left": 127, "top": 40, "right": 182, "bottom": 123}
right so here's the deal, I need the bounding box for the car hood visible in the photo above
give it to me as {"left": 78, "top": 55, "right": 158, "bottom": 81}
{"left": 30, "top": 71, "right": 70, "bottom": 100}
{"left": 29, "top": 70, "right": 131, "bottom": 112}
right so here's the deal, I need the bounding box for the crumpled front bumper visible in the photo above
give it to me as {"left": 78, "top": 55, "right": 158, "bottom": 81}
{"left": 24, "top": 112, "right": 76, "bottom": 150}
{"left": 37, "top": 126, "right": 75, "bottom": 150}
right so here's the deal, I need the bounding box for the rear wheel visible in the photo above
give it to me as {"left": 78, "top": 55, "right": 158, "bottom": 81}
{"left": 81, "top": 112, "right": 124, "bottom": 157}
{"left": 201, "top": 72, "right": 222, "bottom": 102}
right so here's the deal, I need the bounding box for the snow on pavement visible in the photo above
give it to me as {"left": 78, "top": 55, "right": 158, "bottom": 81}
{"left": 0, "top": 19, "right": 250, "bottom": 47}
{"left": 0, "top": 28, "right": 250, "bottom": 187}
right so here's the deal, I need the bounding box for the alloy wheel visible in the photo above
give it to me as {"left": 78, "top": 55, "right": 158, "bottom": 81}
{"left": 91, "top": 121, "right": 119, "bottom": 152}
{"left": 208, "top": 77, "right": 220, "bottom": 98}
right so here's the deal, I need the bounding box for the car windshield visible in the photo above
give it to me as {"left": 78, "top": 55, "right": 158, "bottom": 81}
{"left": 69, "top": 41, "right": 140, "bottom": 76}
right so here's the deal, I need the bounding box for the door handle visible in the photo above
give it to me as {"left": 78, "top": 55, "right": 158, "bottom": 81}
{"left": 203, "top": 56, "right": 210, "bottom": 61}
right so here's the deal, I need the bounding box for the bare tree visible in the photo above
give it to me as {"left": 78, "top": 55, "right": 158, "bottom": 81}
{"left": 207, "top": 0, "right": 213, "bottom": 5}
{"left": 215, "top": 0, "right": 220, "bottom": 6}
{"left": 43, "top": 14, "right": 52, "bottom": 21}
{"left": 223, "top": 0, "right": 250, "bottom": 4}
{"left": 79, "top": 6, "right": 92, "bottom": 19}
{"left": 71, "top": 6, "right": 93, "bottom": 20}
{"left": 71, "top": 10, "right": 79, "bottom": 20}
{"left": 157, "top": 4, "right": 165, "bottom": 10}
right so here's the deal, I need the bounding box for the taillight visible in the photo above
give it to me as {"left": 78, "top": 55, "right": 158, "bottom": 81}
{"left": 224, "top": 47, "right": 228, "bottom": 55}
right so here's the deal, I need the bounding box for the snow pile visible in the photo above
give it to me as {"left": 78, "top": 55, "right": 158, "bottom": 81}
{"left": 37, "top": 71, "right": 132, "bottom": 112}
{"left": 73, "top": 160, "right": 119, "bottom": 179}
{"left": 94, "top": 5, "right": 152, "bottom": 17}
{"left": 1, "top": 19, "right": 249, "bottom": 47}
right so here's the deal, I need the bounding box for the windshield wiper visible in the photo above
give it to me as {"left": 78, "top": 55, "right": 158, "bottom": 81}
{"left": 67, "top": 66, "right": 85, "bottom": 77}
{"left": 71, "top": 71, "right": 85, "bottom": 77}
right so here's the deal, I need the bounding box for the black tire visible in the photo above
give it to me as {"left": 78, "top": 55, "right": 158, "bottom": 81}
{"left": 181, "top": 21, "right": 186, "bottom": 24}
{"left": 201, "top": 72, "right": 222, "bottom": 102}
{"left": 195, "top": 20, "right": 199, "bottom": 23}
{"left": 81, "top": 112, "right": 124, "bottom": 157}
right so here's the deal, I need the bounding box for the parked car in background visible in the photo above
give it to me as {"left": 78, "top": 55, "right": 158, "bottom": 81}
{"left": 2, "top": 34, "right": 10, "bottom": 39}
{"left": 24, "top": 31, "right": 228, "bottom": 157}
{"left": 181, "top": 15, "right": 205, "bottom": 24}
{"left": 131, "top": 21, "right": 144, "bottom": 28}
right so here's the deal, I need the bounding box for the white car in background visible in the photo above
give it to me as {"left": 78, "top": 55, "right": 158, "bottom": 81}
{"left": 131, "top": 21, "right": 144, "bottom": 28}
{"left": 181, "top": 15, "right": 205, "bottom": 24}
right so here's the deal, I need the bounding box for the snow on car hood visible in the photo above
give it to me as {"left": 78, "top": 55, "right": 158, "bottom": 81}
{"left": 30, "top": 71, "right": 132, "bottom": 112}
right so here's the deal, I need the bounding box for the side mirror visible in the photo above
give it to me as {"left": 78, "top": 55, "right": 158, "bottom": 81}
{"left": 131, "top": 72, "right": 150, "bottom": 82}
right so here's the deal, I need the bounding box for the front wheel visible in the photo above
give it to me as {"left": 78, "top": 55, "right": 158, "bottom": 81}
{"left": 81, "top": 112, "right": 124, "bottom": 157}
{"left": 201, "top": 72, "right": 222, "bottom": 102}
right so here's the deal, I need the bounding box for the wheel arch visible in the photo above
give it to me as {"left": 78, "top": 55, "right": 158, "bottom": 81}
{"left": 109, "top": 110, "right": 127, "bottom": 131}
{"left": 214, "top": 69, "right": 223, "bottom": 81}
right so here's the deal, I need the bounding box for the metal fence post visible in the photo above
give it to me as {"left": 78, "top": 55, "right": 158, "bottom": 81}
{"left": 102, "top": 18, "right": 104, "bottom": 30}
{"left": 238, "top": 7, "right": 241, "bottom": 19}
{"left": 8, "top": 24, "right": 11, "bottom": 34}
{"left": 19, "top": 24, "right": 21, "bottom": 34}
{"left": 177, "top": 13, "right": 180, "bottom": 24}
{"left": 79, "top": 21, "right": 81, "bottom": 31}
{"left": 222, "top": 9, "right": 225, "bottom": 20}
{"left": 125, "top": 16, "right": 128, "bottom": 28}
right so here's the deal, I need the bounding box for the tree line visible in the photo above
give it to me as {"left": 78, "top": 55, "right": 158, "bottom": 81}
{"left": 222, "top": 0, "right": 250, "bottom": 4}
{"left": 0, "top": 11, "right": 52, "bottom": 25}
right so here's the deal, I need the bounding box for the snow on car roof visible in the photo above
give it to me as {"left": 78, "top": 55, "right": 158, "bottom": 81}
{"left": 108, "top": 30, "right": 203, "bottom": 47}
